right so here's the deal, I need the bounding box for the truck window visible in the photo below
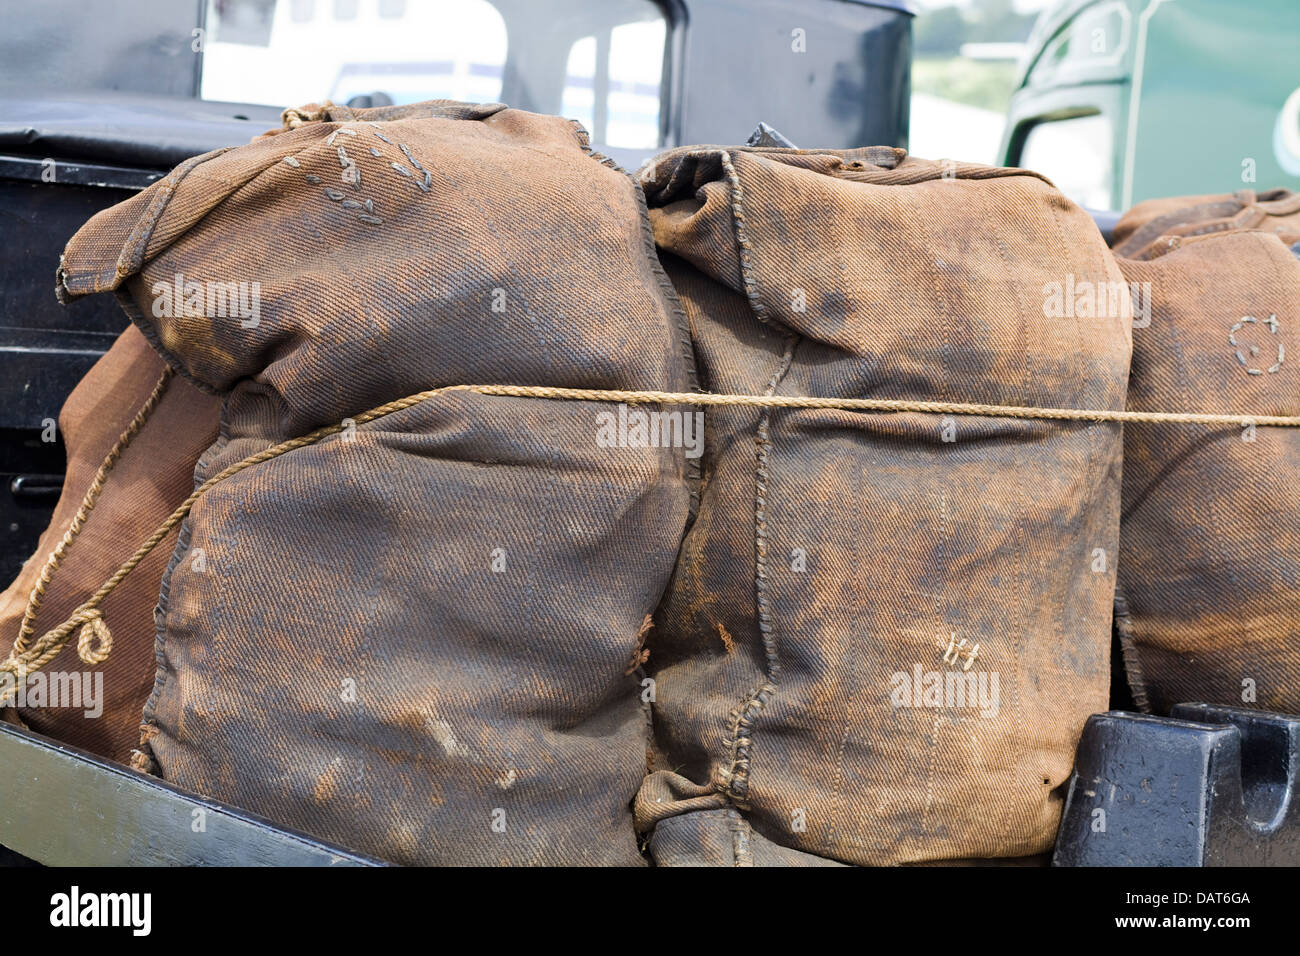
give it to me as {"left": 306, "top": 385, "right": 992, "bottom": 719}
{"left": 201, "top": 0, "right": 508, "bottom": 107}
{"left": 199, "top": 0, "right": 669, "bottom": 149}
{"left": 1019, "top": 113, "right": 1113, "bottom": 210}
{"left": 1023, "top": 1, "right": 1129, "bottom": 90}
{"left": 562, "top": 18, "right": 665, "bottom": 149}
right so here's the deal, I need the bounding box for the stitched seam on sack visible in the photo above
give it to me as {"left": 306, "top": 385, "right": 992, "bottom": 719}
{"left": 852, "top": 163, "right": 1055, "bottom": 189}
{"left": 720, "top": 151, "right": 781, "bottom": 329}
{"left": 989, "top": 223, "right": 1030, "bottom": 854}
{"left": 729, "top": 149, "right": 790, "bottom": 681}
{"left": 717, "top": 150, "right": 798, "bottom": 805}
{"left": 1146, "top": 226, "right": 1291, "bottom": 262}
{"left": 136, "top": 508, "right": 189, "bottom": 756}
{"left": 109, "top": 148, "right": 235, "bottom": 284}
{"left": 102, "top": 130, "right": 344, "bottom": 397}
{"left": 1183, "top": 220, "right": 1241, "bottom": 240}
{"left": 137, "top": 417, "right": 233, "bottom": 759}
{"left": 728, "top": 808, "right": 754, "bottom": 866}
{"left": 719, "top": 347, "right": 798, "bottom": 807}
{"left": 1231, "top": 206, "right": 1265, "bottom": 230}
{"left": 721, "top": 682, "right": 775, "bottom": 805}
{"left": 176, "top": 166, "right": 283, "bottom": 191}
{"left": 675, "top": 144, "right": 1054, "bottom": 189}
{"left": 96, "top": 132, "right": 332, "bottom": 308}
{"left": 570, "top": 120, "right": 703, "bottom": 508}
{"left": 112, "top": 290, "right": 224, "bottom": 396}
{"left": 1119, "top": 200, "right": 1249, "bottom": 258}
{"left": 1113, "top": 588, "right": 1152, "bottom": 712}
{"left": 719, "top": 337, "right": 797, "bottom": 805}
{"left": 754, "top": 336, "right": 798, "bottom": 667}
{"left": 634, "top": 181, "right": 703, "bottom": 511}
{"left": 1115, "top": 199, "right": 1242, "bottom": 257}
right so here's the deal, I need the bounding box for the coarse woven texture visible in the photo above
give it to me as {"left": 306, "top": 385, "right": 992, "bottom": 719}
{"left": 636, "top": 145, "right": 1132, "bottom": 865}
{"left": 57, "top": 99, "right": 696, "bottom": 865}
{"left": 1116, "top": 228, "right": 1300, "bottom": 715}
{"left": 1112, "top": 188, "right": 1300, "bottom": 260}
{"left": 0, "top": 326, "right": 220, "bottom": 763}
{"left": 633, "top": 768, "right": 844, "bottom": 865}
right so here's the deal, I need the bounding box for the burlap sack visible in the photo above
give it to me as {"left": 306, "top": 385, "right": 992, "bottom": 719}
{"left": 56, "top": 100, "right": 695, "bottom": 865}
{"left": 0, "top": 326, "right": 220, "bottom": 763}
{"left": 1112, "top": 188, "right": 1300, "bottom": 260}
{"left": 635, "top": 146, "right": 1132, "bottom": 865}
{"left": 1115, "top": 228, "right": 1300, "bottom": 714}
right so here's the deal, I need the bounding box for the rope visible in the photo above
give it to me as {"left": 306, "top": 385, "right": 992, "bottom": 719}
{"left": 465, "top": 385, "right": 1300, "bottom": 427}
{"left": 3, "top": 380, "right": 1296, "bottom": 703}
{"left": 13, "top": 368, "right": 172, "bottom": 654}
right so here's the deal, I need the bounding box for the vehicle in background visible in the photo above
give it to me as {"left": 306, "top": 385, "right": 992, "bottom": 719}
{"left": 1001, "top": 0, "right": 1300, "bottom": 210}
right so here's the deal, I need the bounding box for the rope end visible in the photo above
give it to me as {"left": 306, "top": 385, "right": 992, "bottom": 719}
{"left": 76, "top": 611, "right": 113, "bottom": 665}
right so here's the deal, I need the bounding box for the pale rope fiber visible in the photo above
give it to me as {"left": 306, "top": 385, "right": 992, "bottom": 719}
{"left": 0, "top": 368, "right": 173, "bottom": 702}
{"left": 3, "top": 380, "right": 1297, "bottom": 707}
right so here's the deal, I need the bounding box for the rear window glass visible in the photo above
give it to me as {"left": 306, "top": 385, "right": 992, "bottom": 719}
{"left": 200, "top": 0, "right": 667, "bottom": 148}
{"left": 1019, "top": 113, "right": 1114, "bottom": 210}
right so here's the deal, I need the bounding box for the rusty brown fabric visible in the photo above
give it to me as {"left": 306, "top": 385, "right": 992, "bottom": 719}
{"left": 1112, "top": 188, "right": 1300, "bottom": 260}
{"left": 57, "top": 100, "right": 695, "bottom": 865}
{"left": 0, "top": 326, "right": 220, "bottom": 762}
{"left": 1115, "top": 228, "right": 1300, "bottom": 714}
{"left": 636, "top": 146, "right": 1132, "bottom": 865}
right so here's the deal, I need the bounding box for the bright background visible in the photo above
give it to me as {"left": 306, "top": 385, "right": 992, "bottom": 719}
{"left": 909, "top": 0, "right": 1055, "bottom": 163}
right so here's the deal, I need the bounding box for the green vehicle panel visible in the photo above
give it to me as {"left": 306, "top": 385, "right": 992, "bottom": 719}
{"left": 1002, "top": 0, "right": 1300, "bottom": 210}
